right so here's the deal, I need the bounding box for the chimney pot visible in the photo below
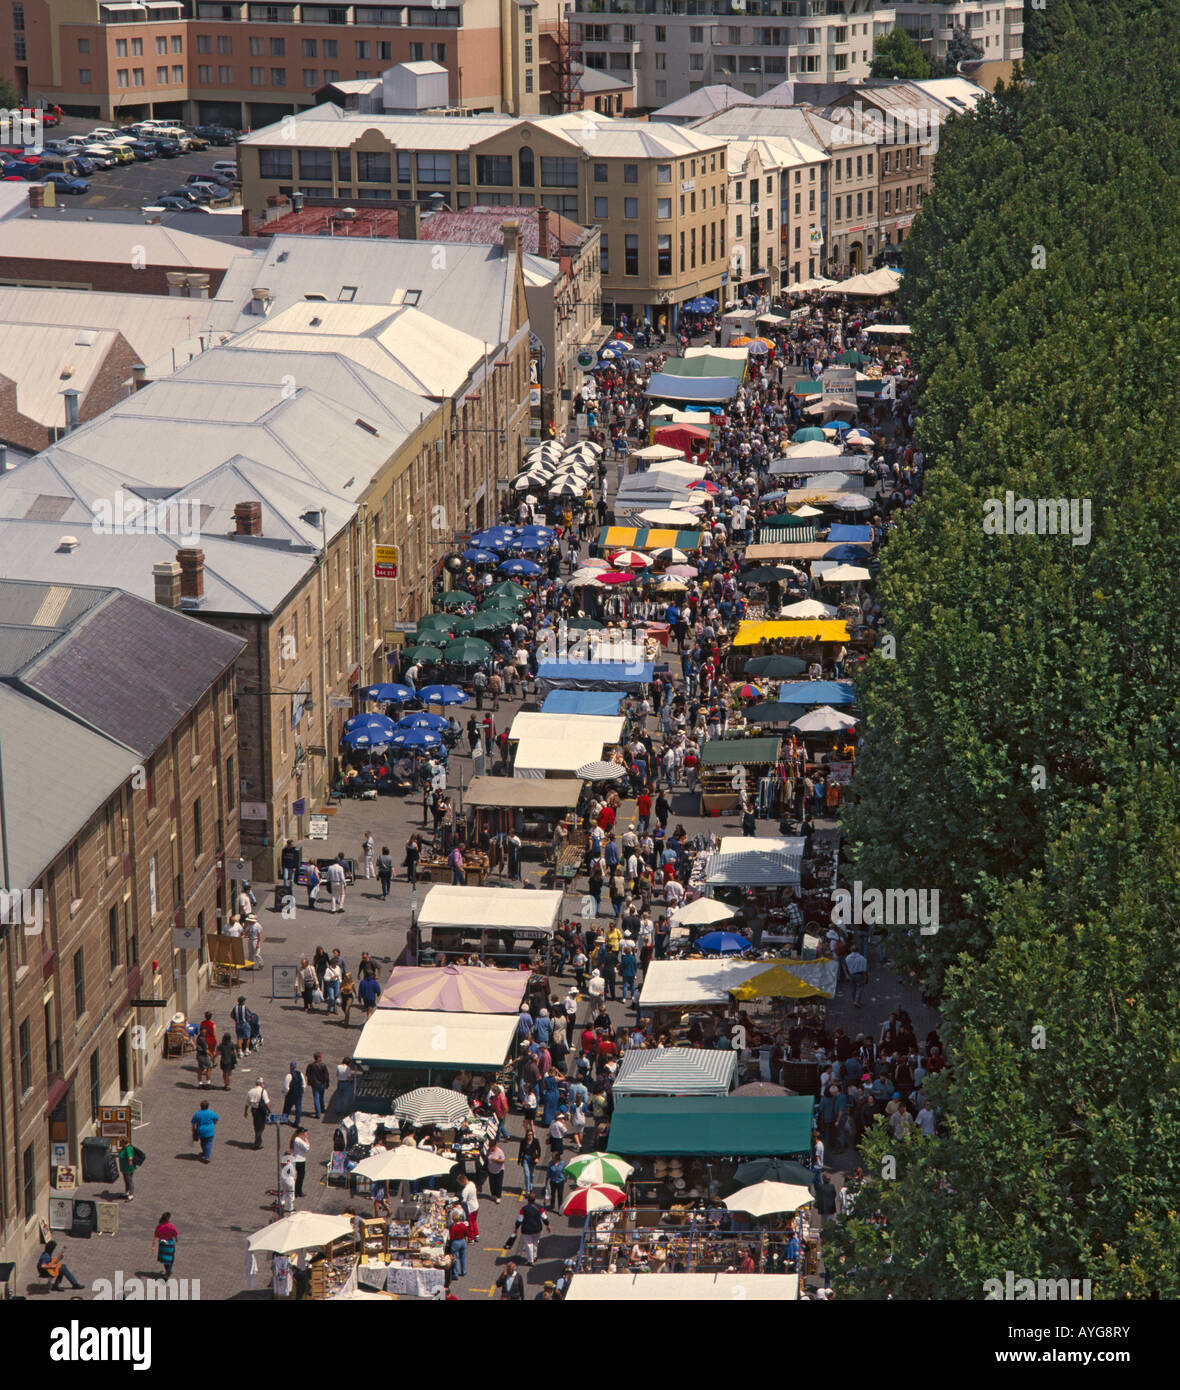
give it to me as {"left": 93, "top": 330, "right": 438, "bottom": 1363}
{"left": 153, "top": 559, "right": 182, "bottom": 608}
{"left": 176, "top": 547, "right": 205, "bottom": 599}
{"left": 501, "top": 218, "right": 521, "bottom": 258}
{"left": 536, "top": 206, "right": 551, "bottom": 255}
{"left": 62, "top": 388, "right": 80, "bottom": 433}
{"left": 233, "top": 500, "right": 263, "bottom": 537}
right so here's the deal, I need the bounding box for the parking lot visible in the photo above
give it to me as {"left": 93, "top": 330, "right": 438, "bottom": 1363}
{"left": 27, "top": 115, "right": 240, "bottom": 212}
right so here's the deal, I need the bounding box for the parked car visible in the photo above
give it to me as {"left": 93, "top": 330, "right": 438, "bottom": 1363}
{"left": 41, "top": 172, "right": 89, "bottom": 195}
{"left": 73, "top": 156, "right": 98, "bottom": 175}
{"left": 149, "top": 140, "right": 181, "bottom": 159}
{"left": 188, "top": 179, "right": 229, "bottom": 201}
{"left": 0, "top": 146, "right": 39, "bottom": 164}
{"left": 164, "top": 186, "right": 205, "bottom": 204}
{"left": 81, "top": 146, "right": 116, "bottom": 168}
{"left": 211, "top": 159, "right": 237, "bottom": 177}
{"left": 195, "top": 125, "right": 236, "bottom": 146}
{"left": 145, "top": 195, "right": 194, "bottom": 211}
{"left": 59, "top": 134, "right": 90, "bottom": 149}
{"left": 125, "top": 141, "right": 156, "bottom": 161}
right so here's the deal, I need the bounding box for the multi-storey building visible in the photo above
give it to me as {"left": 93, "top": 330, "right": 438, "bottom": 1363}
{"left": 1, "top": 0, "right": 567, "bottom": 125}
{"left": 0, "top": 576, "right": 243, "bottom": 1275}
{"left": 238, "top": 106, "right": 731, "bottom": 330}
{"left": 893, "top": 0, "right": 1023, "bottom": 67}
{"left": 572, "top": 0, "right": 895, "bottom": 110}
{"left": 724, "top": 133, "right": 825, "bottom": 297}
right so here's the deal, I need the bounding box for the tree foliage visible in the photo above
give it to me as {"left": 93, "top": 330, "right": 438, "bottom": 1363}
{"left": 870, "top": 29, "right": 932, "bottom": 80}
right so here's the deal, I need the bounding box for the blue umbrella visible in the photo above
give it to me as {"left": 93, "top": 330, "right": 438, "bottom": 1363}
{"left": 761, "top": 490, "right": 789, "bottom": 503}
{"left": 340, "top": 727, "right": 385, "bottom": 749}
{"left": 603, "top": 340, "right": 632, "bottom": 354}
{"left": 518, "top": 524, "right": 557, "bottom": 541}
{"left": 826, "top": 419, "right": 853, "bottom": 432}
{"left": 498, "top": 558, "right": 543, "bottom": 577}
{"left": 598, "top": 349, "right": 618, "bottom": 361}
{"left": 685, "top": 296, "right": 718, "bottom": 313}
{"left": 696, "top": 931, "right": 753, "bottom": 955}
{"left": 396, "top": 712, "right": 449, "bottom": 732}
{"left": 390, "top": 728, "right": 442, "bottom": 749}
{"left": 418, "top": 684, "right": 470, "bottom": 706}
{"left": 746, "top": 341, "right": 770, "bottom": 356}
{"left": 463, "top": 548, "right": 499, "bottom": 564}
{"left": 360, "top": 682, "right": 414, "bottom": 704}
{"left": 470, "top": 527, "right": 518, "bottom": 548}
{"left": 342, "top": 713, "right": 397, "bottom": 737}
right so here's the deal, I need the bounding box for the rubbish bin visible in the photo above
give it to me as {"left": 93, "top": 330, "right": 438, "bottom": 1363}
{"left": 81, "top": 1136, "right": 115, "bottom": 1184}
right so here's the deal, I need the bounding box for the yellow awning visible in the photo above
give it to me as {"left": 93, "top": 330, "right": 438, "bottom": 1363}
{"left": 729, "top": 965, "right": 833, "bottom": 1001}
{"left": 733, "top": 619, "right": 850, "bottom": 646}
{"left": 603, "top": 527, "right": 692, "bottom": 550}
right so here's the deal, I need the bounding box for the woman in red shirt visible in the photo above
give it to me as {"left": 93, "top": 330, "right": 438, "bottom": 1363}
{"left": 448, "top": 1211, "right": 471, "bottom": 1279}
{"left": 597, "top": 803, "right": 616, "bottom": 833}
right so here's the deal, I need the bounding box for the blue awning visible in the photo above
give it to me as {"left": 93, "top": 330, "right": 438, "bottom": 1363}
{"left": 536, "top": 660, "right": 654, "bottom": 691}
{"left": 542, "top": 689, "right": 625, "bottom": 716}
{"left": 827, "top": 524, "right": 873, "bottom": 543}
{"left": 777, "top": 680, "right": 855, "bottom": 706}
{"left": 645, "top": 373, "right": 740, "bottom": 403}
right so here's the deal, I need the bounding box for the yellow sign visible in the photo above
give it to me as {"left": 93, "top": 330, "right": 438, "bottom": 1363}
{"left": 374, "top": 544, "right": 399, "bottom": 580}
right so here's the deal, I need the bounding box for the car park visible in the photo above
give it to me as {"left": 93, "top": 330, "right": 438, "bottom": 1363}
{"left": 195, "top": 126, "right": 236, "bottom": 146}
{"left": 2, "top": 162, "right": 42, "bottom": 179}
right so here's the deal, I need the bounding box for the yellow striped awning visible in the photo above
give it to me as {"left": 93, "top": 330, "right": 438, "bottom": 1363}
{"left": 733, "top": 619, "right": 850, "bottom": 645}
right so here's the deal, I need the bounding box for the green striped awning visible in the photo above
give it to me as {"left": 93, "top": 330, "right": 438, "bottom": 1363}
{"left": 759, "top": 526, "right": 817, "bottom": 545}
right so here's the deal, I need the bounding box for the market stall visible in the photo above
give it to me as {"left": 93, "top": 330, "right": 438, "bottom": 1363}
{"left": 509, "top": 711, "right": 626, "bottom": 779}
{"left": 415, "top": 884, "right": 564, "bottom": 973}
{"left": 463, "top": 774, "right": 582, "bottom": 863}
{"left": 611, "top": 1047, "right": 739, "bottom": 1099}
{"left": 696, "top": 735, "right": 782, "bottom": 816}
{"left": 352, "top": 1008, "right": 520, "bottom": 1098}
{"left": 376, "top": 963, "right": 529, "bottom": 1014}
{"left": 535, "top": 658, "right": 655, "bottom": 693}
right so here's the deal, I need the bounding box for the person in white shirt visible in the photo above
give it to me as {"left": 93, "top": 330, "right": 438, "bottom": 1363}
{"left": 916, "top": 1103, "right": 937, "bottom": 1137}
{"left": 326, "top": 857, "right": 348, "bottom": 913}
{"left": 587, "top": 969, "right": 605, "bottom": 1004}
{"left": 664, "top": 878, "right": 684, "bottom": 909}
{"left": 460, "top": 1176, "right": 481, "bottom": 1242}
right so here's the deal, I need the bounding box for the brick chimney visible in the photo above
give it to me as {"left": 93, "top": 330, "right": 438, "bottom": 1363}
{"left": 501, "top": 219, "right": 521, "bottom": 259}
{"left": 397, "top": 200, "right": 419, "bottom": 242}
{"left": 176, "top": 547, "right": 205, "bottom": 599}
{"left": 537, "top": 206, "right": 551, "bottom": 257}
{"left": 233, "top": 501, "right": 262, "bottom": 537}
{"left": 153, "top": 559, "right": 182, "bottom": 608}
{"left": 131, "top": 364, "right": 148, "bottom": 391}
{"left": 240, "top": 206, "right": 254, "bottom": 236}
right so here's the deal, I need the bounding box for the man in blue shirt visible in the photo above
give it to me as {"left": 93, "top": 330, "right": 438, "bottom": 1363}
{"left": 533, "top": 1009, "right": 553, "bottom": 1048}
{"left": 191, "top": 1101, "right": 219, "bottom": 1163}
{"left": 603, "top": 834, "right": 621, "bottom": 870}
{"left": 517, "top": 1006, "right": 534, "bottom": 1042}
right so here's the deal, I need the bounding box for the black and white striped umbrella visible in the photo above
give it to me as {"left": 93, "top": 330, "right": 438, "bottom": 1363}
{"left": 392, "top": 1087, "right": 472, "bottom": 1128}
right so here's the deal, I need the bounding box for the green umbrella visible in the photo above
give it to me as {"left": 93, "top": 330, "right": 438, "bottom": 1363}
{"left": 739, "top": 566, "right": 800, "bottom": 586}
{"left": 792, "top": 426, "right": 827, "bottom": 443}
{"left": 745, "top": 654, "right": 809, "bottom": 679}
{"left": 443, "top": 636, "right": 493, "bottom": 665}
{"left": 733, "top": 1158, "right": 815, "bottom": 1187}
{"left": 445, "top": 613, "right": 479, "bottom": 634}
{"left": 565, "top": 615, "right": 604, "bottom": 631}
{"left": 836, "top": 349, "right": 869, "bottom": 366}
{"left": 416, "top": 613, "right": 454, "bottom": 633}
{"left": 565, "top": 1152, "right": 635, "bottom": 1187}
{"left": 436, "top": 590, "right": 476, "bottom": 611}
{"left": 763, "top": 512, "right": 814, "bottom": 527}
{"left": 744, "top": 702, "right": 810, "bottom": 725}
{"left": 467, "top": 610, "right": 510, "bottom": 635}
{"left": 488, "top": 580, "right": 528, "bottom": 600}
{"left": 402, "top": 644, "right": 445, "bottom": 664}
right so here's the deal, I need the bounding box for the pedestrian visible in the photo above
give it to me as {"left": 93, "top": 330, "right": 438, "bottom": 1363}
{"left": 448, "top": 1208, "right": 471, "bottom": 1277}
{"left": 230, "top": 996, "right": 251, "bottom": 1057}
{"left": 496, "top": 1260, "right": 525, "bottom": 1300}
{"left": 191, "top": 1100, "right": 218, "bottom": 1163}
{"left": 358, "top": 970, "right": 381, "bottom": 1018}
{"left": 518, "top": 1124, "right": 541, "bottom": 1196}
{"left": 334, "top": 1057, "right": 354, "bottom": 1116}
{"left": 327, "top": 854, "right": 348, "bottom": 912}
{"left": 245, "top": 1076, "right": 270, "bottom": 1149}
{"left": 298, "top": 957, "right": 318, "bottom": 1012}
{"left": 547, "top": 1154, "right": 566, "bottom": 1212}
{"left": 280, "top": 838, "right": 301, "bottom": 895}
{"left": 245, "top": 914, "right": 262, "bottom": 968}
{"left": 340, "top": 971, "right": 356, "bottom": 1026}
{"left": 306, "top": 1052, "right": 330, "bottom": 1119}
{"left": 376, "top": 845, "right": 393, "bottom": 899}
{"left": 153, "top": 1214, "right": 178, "bottom": 1279}
{"left": 289, "top": 1128, "right": 310, "bottom": 1197}
{"left": 283, "top": 1061, "right": 305, "bottom": 1126}
{"left": 38, "top": 1241, "right": 82, "bottom": 1291}
{"left": 486, "top": 1139, "right": 506, "bottom": 1203}
{"left": 513, "top": 1193, "right": 552, "bottom": 1266}
{"left": 305, "top": 861, "right": 321, "bottom": 910}
{"left": 449, "top": 842, "right": 466, "bottom": 885}
{"left": 459, "top": 1174, "right": 480, "bottom": 1242}
{"left": 404, "top": 833, "right": 421, "bottom": 886}
{"left": 323, "top": 955, "right": 342, "bottom": 1013}
{"left": 117, "top": 1137, "right": 138, "bottom": 1201}
{"left": 195, "top": 1030, "right": 214, "bottom": 1088}
{"left": 363, "top": 831, "right": 375, "bottom": 878}
{"left": 279, "top": 1155, "right": 296, "bottom": 1213}
{"left": 218, "top": 1032, "right": 237, "bottom": 1090}
{"left": 845, "top": 947, "right": 868, "bottom": 1007}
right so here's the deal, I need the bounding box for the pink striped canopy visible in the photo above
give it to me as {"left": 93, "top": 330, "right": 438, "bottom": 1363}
{"left": 377, "top": 964, "right": 529, "bottom": 1014}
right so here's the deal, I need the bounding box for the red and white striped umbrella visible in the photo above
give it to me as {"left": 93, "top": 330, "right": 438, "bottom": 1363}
{"left": 595, "top": 570, "right": 636, "bottom": 585}
{"left": 561, "top": 1184, "right": 628, "bottom": 1217}
{"left": 610, "top": 550, "right": 653, "bottom": 569}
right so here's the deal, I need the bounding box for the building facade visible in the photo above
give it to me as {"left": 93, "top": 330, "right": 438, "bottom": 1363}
{"left": 0, "top": 578, "right": 243, "bottom": 1276}
{"left": 2, "top": 0, "right": 569, "bottom": 125}
{"left": 893, "top": 1, "right": 1023, "bottom": 66}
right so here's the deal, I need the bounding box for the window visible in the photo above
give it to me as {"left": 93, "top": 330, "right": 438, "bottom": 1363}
{"left": 690, "top": 227, "right": 696, "bottom": 268}
{"left": 594, "top": 196, "right": 608, "bottom": 217}
{"left": 157, "top": 66, "right": 168, "bottom": 83}
{"left": 197, "top": 64, "right": 210, "bottom": 81}
{"left": 624, "top": 234, "right": 638, "bottom": 276}
{"left": 593, "top": 163, "right": 608, "bottom": 183}
{"left": 22, "top": 1144, "right": 34, "bottom": 1220}
{"left": 735, "top": 214, "right": 743, "bottom": 238}
{"left": 18, "top": 1018, "right": 31, "bottom": 1094}
{"left": 271, "top": 67, "right": 286, "bottom": 85}
{"left": 655, "top": 52, "right": 666, "bottom": 70}
{"left": 250, "top": 35, "right": 264, "bottom": 56}
{"left": 131, "top": 36, "right": 142, "bottom": 55}
{"left": 456, "top": 153, "right": 469, "bottom": 183}
{"left": 302, "top": 38, "right": 317, "bottom": 57}
{"left": 518, "top": 146, "right": 534, "bottom": 186}
{"left": 117, "top": 69, "right": 129, "bottom": 88}
{"left": 431, "top": 42, "right": 446, "bottom": 62}
{"left": 679, "top": 231, "right": 684, "bottom": 272}
{"left": 73, "top": 947, "right": 86, "bottom": 1020}
{"left": 193, "top": 797, "right": 203, "bottom": 859}
{"left": 600, "top": 234, "right": 608, "bottom": 274}
{"left": 623, "top": 164, "right": 638, "bottom": 183}
{"left": 108, "top": 905, "right": 119, "bottom": 971}
{"left": 689, "top": 26, "right": 704, "bottom": 42}
{"left": 299, "top": 148, "right": 330, "bottom": 180}
{"left": 809, "top": 189, "right": 815, "bottom": 212}
{"left": 355, "top": 40, "right": 370, "bottom": 58}
{"left": 80, "top": 67, "right": 92, "bottom": 82}
{"left": 655, "top": 163, "right": 672, "bottom": 185}
{"left": 477, "top": 154, "right": 513, "bottom": 186}
{"left": 883, "top": 150, "right": 891, "bottom": 173}
{"left": 834, "top": 160, "right": 841, "bottom": 183}
{"left": 45, "top": 998, "right": 61, "bottom": 1077}
{"left": 172, "top": 64, "right": 183, "bottom": 81}
{"left": 125, "top": 902, "right": 138, "bottom": 968}
{"left": 303, "top": 68, "right": 318, "bottom": 86}
{"left": 856, "top": 191, "right": 863, "bottom": 217}
{"left": 250, "top": 66, "right": 265, "bottom": 84}
{"left": 409, "top": 42, "right": 424, "bottom": 61}
{"left": 884, "top": 189, "right": 891, "bottom": 214}
{"left": 356, "top": 151, "right": 391, "bottom": 181}
{"left": 218, "top": 34, "right": 232, "bottom": 54}
{"left": 323, "top": 38, "right": 337, "bottom": 58}
{"left": 116, "top": 38, "right": 128, "bottom": 57}
{"left": 655, "top": 25, "right": 665, "bottom": 41}
{"left": 89, "top": 1049, "right": 100, "bottom": 1120}
{"left": 157, "top": 35, "right": 168, "bottom": 55}
{"left": 416, "top": 152, "right": 451, "bottom": 184}
{"left": 219, "top": 64, "right": 233, "bottom": 81}
{"left": 794, "top": 226, "right": 800, "bottom": 248}
{"left": 735, "top": 182, "right": 743, "bottom": 202}
{"left": 524, "top": 40, "right": 532, "bottom": 63}
{"left": 541, "top": 157, "right": 578, "bottom": 187}
{"left": 794, "top": 192, "right": 800, "bottom": 214}
{"left": 866, "top": 190, "right": 873, "bottom": 213}
{"left": 525, "top": 71, "right": 533, "bottom": 93}
{"left": 396, "top": 151, "right": 411, "bottom": 182}
{"left": 835, "top": 195, "right": 841, "bottom": 220}
{"left": 322, "top": 67, "right": 338, "bottom": 82}
{"left": 766, "top": 208, "right": 772, "bottom": 229}
{"left": 259, "top": 148, "right": 293, "bottom": 179}
{"left": 689, "top": 53, "right": 703, "bottom": 70}
{"left": 656, "top": 197, "right": 670, "bottom": 219}
{"left": 172, "top": 34, "right": 183, "bottom": 52}
{"left": 624, "top": 196, "right": 638, "bottom": 219}
{"left": 524, "top": 9, "right": 532, "bottom": 32}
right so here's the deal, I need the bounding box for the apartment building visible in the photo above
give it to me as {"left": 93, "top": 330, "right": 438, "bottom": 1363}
{"left": 893, "top": 0, "right": 1023, "bottom": 66}
{"left": 0, "top": 577, "right": 243, "bottom": 1275}
{"left": 239, "top": 106, "right": 730, "bottom": 329}
{"left": 0, "top": 228, "right": 532, "bottom": 873}
{"left": 1, "top": 0, "right": 567, "bottom": 125}
{"left": 572, "top": 0, "right": 895, "bottom": 110}
{"left": 724, "top": 133, "right": 825, "bottom": 298}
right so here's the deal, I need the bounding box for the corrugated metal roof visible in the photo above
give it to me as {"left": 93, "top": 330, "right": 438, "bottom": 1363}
{"left": 613, "top": 1047, "right": 738, "bottom": 1097}
{"left": 0, "top": 324, "right": 119, "bottom": 427}
{"left": 705, "top": 849, "right": 801, "bottom": 887}
{"left": 0, "top": 219, "right": 248, "bottom": 268}
{"left": 653, "top": 85, "right": 751, "bottom": 120}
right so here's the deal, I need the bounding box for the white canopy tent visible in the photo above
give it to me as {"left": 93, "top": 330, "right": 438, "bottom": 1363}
{"left": 510, "top": 712, "right": 626, "bottom": 778}
{"left": 638, "top": 957, "right": 839, "bottom": 1009}
{"left": 353, "top": 1009, "right": 519, "bottom": 1072}
{"left": 416, "top": 885, "right": 563, "bottom": 936}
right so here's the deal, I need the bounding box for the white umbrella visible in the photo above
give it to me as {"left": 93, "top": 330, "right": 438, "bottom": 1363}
{"left": 247, "top": 1212, "right": 355, "bottom": 1255}
{"left": 673, "top": 897, "right": 737, "bottom": 927}
{"left": 352, "top": 1146, "right": 458, "bottom": 1184}
{"left": 549, "top": 479, "right": 585, "bottom": 498}
{"left": 833, "top": 494, "right": 873, "bottom": 510}
{"left": 577, "top": 760, "right": 628, "bottom": 781}
{"left": 791, "top": 705, "right": 859, "bottom": 733}
{"left": 633, "top": 443, "right": 686, "bottom": 462}
{"left": 723, "top": 1181, "right": 815, "bottom": 1216}
{"left": 823, "top": 564, "right": 872, "bottom": 583}
{"left": 640, "top": 508, "right": 696, "bottom": 526}
{"left": 779, "top": 599, "right": 839, "bottom": 619}
{"left": 650, "top": 547, "right": 689, "bottom": 565}
{"left": 783, "top": 441, "right": 842, "bottom": 459}
{"left": 393, "top": 1086, "right": 472, "bottom": 1128}
{"left": 791, "top": 505, "right": 824, "bottom": 519}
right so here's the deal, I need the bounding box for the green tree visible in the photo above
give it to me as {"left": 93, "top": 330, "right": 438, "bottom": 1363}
{"left": 0, "top": 75, "right": 20, "bottom": 110}
{"left": 870, "top": 29, "right": 932, "bottom": 80}
{"left": 943, "top": 24, "right": 982, "bottom": 71}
